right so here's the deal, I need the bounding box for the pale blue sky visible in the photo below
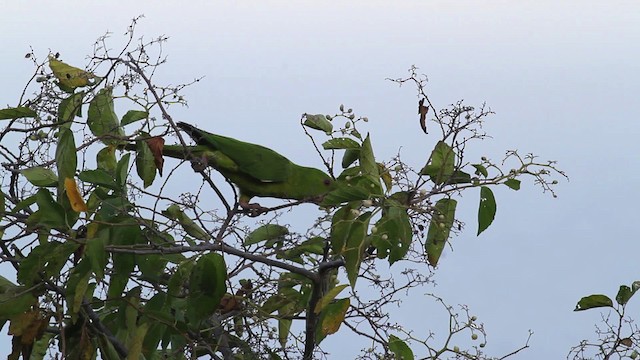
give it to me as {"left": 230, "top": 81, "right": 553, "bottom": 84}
{"left": 2, "top": 1, "right": 640, "bottom": 358}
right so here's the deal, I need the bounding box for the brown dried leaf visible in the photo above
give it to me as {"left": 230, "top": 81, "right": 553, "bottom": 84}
{"left": 620, "top": 337, "right": 633, "bottom": 347}
{"left": 418, "top": 98, "right": 429, "bottom": 134}
{"left": 145, "top": 137, "right": 165, "bottom": 176}
{"left": 218, "top": 293, "right": 241, "bottom": 314}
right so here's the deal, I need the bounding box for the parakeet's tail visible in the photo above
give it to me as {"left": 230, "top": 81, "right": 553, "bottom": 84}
{"left": 177, "top": 122, "right": 205, "bottom": 144}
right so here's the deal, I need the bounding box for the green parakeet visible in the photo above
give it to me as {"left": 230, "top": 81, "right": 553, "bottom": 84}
{"left": 134, "top": 122, "right": 336, "bottom": 210}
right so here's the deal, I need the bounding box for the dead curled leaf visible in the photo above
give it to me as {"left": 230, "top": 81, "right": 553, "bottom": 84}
{"left": 145, "top": 136, "right": 165, "bottom": 176}
{"left": 418, "top": 98, "right": 429, "bottom": 134}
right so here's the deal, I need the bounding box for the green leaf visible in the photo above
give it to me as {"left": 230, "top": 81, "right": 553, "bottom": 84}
{"left": 127, "top": 322, "right": 149, "bottom": 360}
{"left": 425, "top": 198, "right": 457, "bottom": 267}
{"left": 322, "top": 137, "right": 360, "bottom": 150}
{"left": 342, "top": 148, "right": 360, "bottom": 168}
{"left": 303, "top": 114, "right": 333, "bottom": 134}
{"left": 55, "top": 128, "right": 77, "bottom": 183}
{"left": 0, "top": 107, "right": 37, "bottom": 120}
{"left": 388, "top": 335, "right": 414, "bottom": 360}
{"left": 278, "top": 316, "right": 293, "bottom": 348}
{"left": 124, "top": 287, "right": 142, "bottom": 333}
{"left": 26, "top": 189, "right": 67, "bottom": 230}
{"left": 168, "top": 260, "right": 194, "bottom": 298}
{"left": 504, "top": 178, "right": 521, "bottom": 190}
{"left": 78, "top": 169, "right": 119, "bottom": 189}
{"left": 321, "top": 180, "right": 370, "bottom": 206}
{"left": 477, "top": 186, "right": 497, "bottom": 236}
{"left": 135, "top": 137, "right": 156, "bottom": 188}
{"left": 0, "top": 285, "right": 36, "bottom": 320}
{"left": 187, "top": 253, "right": 227, "bottom": 324}
{"left": 574, "top": 294, "right": 614, "bottom": 311}
{"left": 12, "top": 194, "right": 37, "bottom": 214}
{"left": 245, "top": 224, "right": 289, "bottom": 246}
{"left": 115, "top": 153, "right": 131, "bottom": 188}
{"left": 66, "top": 259, "right": 92, "bottom": 318}
{"left": 141, "top": 294, "right": 169, "bottom": 356}
{"left": 616, "top": 285, "right": 638, "bottom": 306}
{"left": 21, "top": 167, "right": 58, "bottom": 187}
{"left": 370, "top": 198, "right": 412, "bottom": 264}
{"left": 446, "top": 170, "right": 471, "bottom": 184}
{"left": 162, "top": 204, "right": 211, "bottom": 241}
{"left": 87, "top": 87, "right": 125, "bottom": 144}
{"left": 260, "top": 294, "right": 295, "bottom": 315}
{"left": 121, "top": 110, "right": 149, "bottom": 126}
{"left": 330, "top": 204, "right": 357, "bottom": 255}
{"left": 17, "top": 241, "right": 77, "bottom": 286}
{"left": 57, "top": 92, "right": 84, "bottom": 126}
{"left": 29, "top": 333, "right": 54, "bottom": 360}
{"left": 472, "top": 164, "right": 488, "bottom": 178}
{"left": 359, "top": 135, "right": 381, "bottom": 194}
{"left": 315, "top": 298, "right": 349, "bottom": 344}
{"left": 96, "top": 333, "right": 122, "bottom": 360}
{"left": 138, "top": 252, "right": 169, "bottom": 284}
{"left": 96, "top": 146, "right": 117, "bottom": 173}
{"left": 343, "top": 211, "right": 373, "bottom": 287}
{"left": 107, "top": 217, "right": 143, "bottom": 299}
{"left": 314, "top": 284, "right": 349, "bottom": 314}
{"left": 86, "top": 228, "right": 108, "bottom": 280}
{"left": 277, "top": 236, "right": 325, "bottom": 262}
{"left": 420, "top": 141, "right": 455, "bottom": 184}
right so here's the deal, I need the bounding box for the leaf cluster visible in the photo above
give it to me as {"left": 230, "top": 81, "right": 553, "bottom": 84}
{"left": 0, "top": 25, "right": 567, "bottom": 360}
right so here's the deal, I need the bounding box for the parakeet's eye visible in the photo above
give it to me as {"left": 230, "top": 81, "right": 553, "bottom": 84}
{"left": 323, "top": 179, "right": 332, "bottom": 186}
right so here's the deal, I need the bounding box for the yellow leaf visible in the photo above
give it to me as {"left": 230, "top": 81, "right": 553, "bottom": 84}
{"left": 319, "top": 298, "right": 349, "bottom": 336}
{"left": 378, "top": 163, "right": 393, "bottom": 193}
{"left": 8, "top": 311, "right": 39, "bottom": 336}
{"left": 48, "top": 56, "right": 97, "bottom": 89}
{"left": 64, "top": 178, "right": 88, "bottom": 212}
{"left": 8, "top": 311, "right": 47, "bottom": 346}
{"left": 86, "top": 222, "right": 99, "bottom": 239}
{"left": 127, "top": 322, "right": 149, "bottom": 360}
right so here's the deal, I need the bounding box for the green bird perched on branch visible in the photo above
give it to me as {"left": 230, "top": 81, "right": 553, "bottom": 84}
{"left": 130, "top": 122, "right": 337, "bottom": 212}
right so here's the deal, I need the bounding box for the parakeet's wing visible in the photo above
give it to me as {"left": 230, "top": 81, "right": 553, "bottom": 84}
{"left": 177, "top": 122, "right": 291, "bottom": 182}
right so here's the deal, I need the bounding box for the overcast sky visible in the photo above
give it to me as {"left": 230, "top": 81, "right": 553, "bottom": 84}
{"left": 2, "top": 1, "right": 640, "bottom": 359}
